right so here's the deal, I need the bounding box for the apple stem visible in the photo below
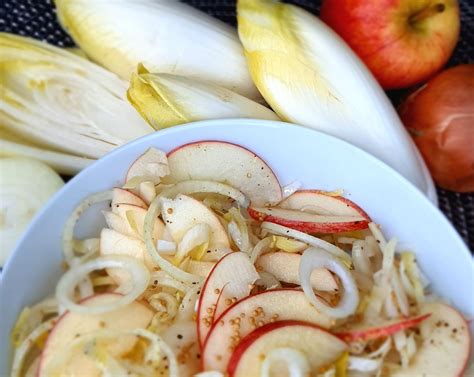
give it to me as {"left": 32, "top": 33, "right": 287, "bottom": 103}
{"left": 409, "top": 3, "right": 446, "bottom": 24}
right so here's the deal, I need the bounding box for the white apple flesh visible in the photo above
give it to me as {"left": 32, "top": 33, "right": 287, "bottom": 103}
{"left": 255, "top": 252, "right": 338, "bottom": 291}
{"left": 161, "top": 194, "right": 230, "bottom": 247}
{"left": 227, "top": 320, "right": 347, "bottom": 377}
{"left": 38, "top": 294, "right": 153, "bottom": 377}
{"left": 125, "top": 147, "right": 169, "bottom": 184}
{"left": 110, "top": 203, "right": 164, "bottom": 240}
{"left": 197, "top": 251, "right": 259, "bottom": 346}
{"left": 202, "top": 289, "right": 333, "bottom": 372}
{"left": 111, "top": 188, "right": 147, "bottom": 209}
{"left": 164, "top": 141, "right": 282, "bottom": 206}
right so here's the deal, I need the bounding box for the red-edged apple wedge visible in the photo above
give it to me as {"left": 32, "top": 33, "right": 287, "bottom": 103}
{"left": 99, "top": 228, "right": 152, "bottom": 284}
{"left": 161, "top": 194, "right": 230, "bottom": 247}
{"left": 279, "top": 190, "right": 370, "bottom": 219}
{"left": 336, "top": 313, "right": 431, "bottom": 343}
{"left": 111, "top": 188, "right": 147, "bottom": 209}
{"left": 256, "top": 252, "right": 338, "bottom": 292}
{"left": 248, "top": 206, "right": 369, "bottom": 233}
{"left": 126, "top": 147, "right": 169, "bottom": 184}
{"left": 389, "top": 303, "right": 471, "bottom": 377}
{"left": 197, "top": 252, "right": 259, "bottom": 346}
{"left": 227, "top": 320, "right": 347, "bottom": 377}
{"left": 164, "top": 141, "right": 282, "bottom": 206}
{"left": 105, "top": 203, "right": 164, "bottom": 241}
{"left": 38, "top": 294, "right": 153, "bottom": 377}
{"left": 202, "top": 289, "right": 333, "bottom": 372}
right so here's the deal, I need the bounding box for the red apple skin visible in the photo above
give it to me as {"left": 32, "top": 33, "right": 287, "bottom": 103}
{"left": 247, "top": 207, "right": 369, "bottom": 233}
{"left": 320, "top": 0, "right": 460, "bottom": 89}
{"left": 336, "top": 313, "right": 431, "bottom": 342}
{"left": 227, "top": 320, "right": 343, "bottom": 377}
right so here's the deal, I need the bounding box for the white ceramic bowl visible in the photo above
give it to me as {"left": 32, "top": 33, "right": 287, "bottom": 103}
{"left": 1, "top": 119, "right": 472, "bottom": 373}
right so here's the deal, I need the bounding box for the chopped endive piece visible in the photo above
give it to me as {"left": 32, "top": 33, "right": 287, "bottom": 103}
{"left": 237, "top": 0, "right": 436, "bottom": 201}
{"left": 127, "top": 67, "right": 278, "bottom": 130}
{"left": 0, "top": 157, "right": 64, "bottom": 266}
{"left": 55, "top": 0, "right": 260, "bottom": 99}
{"left": 0, "top": 33, "right": 152, "bottom": 159}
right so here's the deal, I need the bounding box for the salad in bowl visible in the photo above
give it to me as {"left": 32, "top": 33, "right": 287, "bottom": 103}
{"left": 8, "top": 139, "right": 471, "bottom": 377}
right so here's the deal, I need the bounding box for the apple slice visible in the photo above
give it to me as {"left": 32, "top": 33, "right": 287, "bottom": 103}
{"left": 248, "top": 206, "right": 369, "bottom": 233}
{"left": 255, "top": 252, "right": 338, "bottom": 291}
{"left": 202, "top": 289, "right": 333, "bottom": 371}
{"left": 186, "top": 260, "right": 216, "bottom": 277}
{"left": 161, "top": 194, "right": 230, "bottom": 247}
{"left": 227, "top": 320, "right": 347, "bottom": 377}
{"left": 279, "top": 190, "right": 370, "bottom": 219}
{"left": 164, "top": 141, "right": 282, "bottom": 206}
{"left": 38, "top": 294, "right": 153, "bottom": 377}
{"left": 111, "top": 188, "right": 147, "bottom": 209}
{"left": 100, "top": 228, "right": 152, "bottom": 284}
{"left": 197, "top": 252, "right": 259, "bottom": 346}
{"left": 106, "top": 203, "right": 164, "bottom": 240}
{"left": 388, "top": 303, "right": 471, "bottom": 377}
{"left": 126, "top": 147, "right": 169, "bottom": 184}
{"left": 336, "top": 313, "right": 431, "bottom": 343}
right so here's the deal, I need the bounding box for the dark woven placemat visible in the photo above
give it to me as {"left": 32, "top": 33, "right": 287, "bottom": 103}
{"left": 1, "top": 0, "right": 473, "bottom": 251}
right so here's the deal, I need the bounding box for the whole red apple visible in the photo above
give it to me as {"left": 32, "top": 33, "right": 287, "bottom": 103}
{"left": 320, "top": 0, "right": 460, "bottom": 89}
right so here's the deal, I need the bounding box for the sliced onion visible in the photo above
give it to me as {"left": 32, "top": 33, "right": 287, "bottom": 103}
{"left": 194, "top": 372, "right": 225, "bottom": 377}
{"left": 62, "top": 191, "right": 113, "bottom": 264}
{"left": 144, "top": 195, "right": 203, "bottom": 284}
{"left": 299, "top": 247, "right": 359, "bottom": 318}
{"left": 256, "top": 271, "right": 282, "bottom": 290}
{"left": 174, "top": 223, "right": 210, "bottom": 264}
{"left": 390, "top": 269, "right": 410, "bottom": 316}
{"left": 159, "top": 180, "right": 249, "bottom": 208}
{"left": 337, "top": 237, "right": 359, "bottom": 245}
{"left": 368, "top": 222, "right": 387, "bottom": 250}
{"left": 261, "top": 347, "right": 311, "bottom": 377}
{"left": 281, "top": 180, "right": 302, "bottom": 199}
{"left": 347, "top": 356, "right": 382, "bottom": 372}
{"left": 150, "top": 271, "right": 188, "bottom": 292}
{"left": 262, "top": 222, "right": 351, "bottom": 264}
{"left": 250, "top": 236, "right": 273, "bottom": 264}
{"left": 56, "top": 256, "right": 149, "bottom": 314}
{"left": 156, "top": 239, "right": 177, "bottom": 255}
{"left": 367, "top": 337, "right": 392, "bottom": 359}
{"left": 201, "top": 246, "right": 233, "bottom": 262}
{"left": 11, "top": 317, "right": 57, "bottom": 377}
{"left": 352, "top": 240, "right": 372, "bottom": 276}
{"left": 43, "top": 328, "right": 178, "bottom": 377}
{"left": 227, "top": 207, "right": 251, "bottom": 253}
{"left": 176, "top": 284, "right": 201, "bottom": 322}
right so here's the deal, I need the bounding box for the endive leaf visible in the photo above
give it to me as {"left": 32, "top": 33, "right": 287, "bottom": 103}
{"left": 55, "top": 0, "right": 261, "bottom": 100}
{"left": 0, "top": 33, "right": 152, "bottom": 159}
{"left": 237, "top": 0, "right": 436, "bottom": 201}
{"left": 127, "top": 66, "right": 279, "bottom": 129}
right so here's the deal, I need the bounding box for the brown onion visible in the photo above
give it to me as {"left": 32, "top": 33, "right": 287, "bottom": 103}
{"left": 399, "top": 65, "right": 474, "bottom": 192}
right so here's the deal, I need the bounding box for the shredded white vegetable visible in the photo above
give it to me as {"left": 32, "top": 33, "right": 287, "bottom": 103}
{"left": 261, "top": 347, "right": 311, "bottom": 377}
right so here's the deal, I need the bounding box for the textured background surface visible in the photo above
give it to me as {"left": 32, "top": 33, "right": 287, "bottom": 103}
{"left": 1, "top": 0, "right": 473, "bottom": 251}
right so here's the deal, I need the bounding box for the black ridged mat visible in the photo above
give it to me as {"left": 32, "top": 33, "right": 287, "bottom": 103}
{"left": 1, "top": 0, "right": 473, "bottom": 251}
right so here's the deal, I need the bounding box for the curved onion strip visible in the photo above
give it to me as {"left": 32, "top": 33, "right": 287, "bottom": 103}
{"left": 150, "top": 271, "right": 188, "bottom": 292}
{"left": 174, "top": 223, "right": 210, "bottom": 264}
{"left": 256, "top": 271, "right": 282, "bottom": 290}
{"left": 43, "top": 328, "right": 178, "bottom": 377}
{"left": 262, "top": 222, "right": 351, "bottom": 264}
{"left": 281, "top": 180, "right": 302, "bottom": 200}
{"left": 11, "top": 317, "right": 57, "bottom": 377}
{"left": 250, "top": 236, "right": 273, "bottom": 264}
{"left": 261, "top": 347, "right": 311, "bottom": 377}
{"left": 195, "top": 372, "right": 225, "bottom": 377}
{"left": 390, "top": 269, "right": 410, "bottom": 316}
{"left": 159, "top": 180, "right": 249, "bottom": 207}
{"left": 227, "top": 207, "right": 251, "bottom": 253}
{"left": 56, "top": 256, "right": 149, "bottom": 314}
{"left": 62, "top": 191, "right": 113, "bottom": 264}
{"left": 144, "top": 195, "right": 203, "bottom": 284}
{"left": 299, "top": 248, "right": 359, "bottom": 318}
{"left": 368, "top": 222, "right": 387, "bottom": 250}
{"left": 348, "top": 356, "right": 382, "bottom": 372}
{"left": 176, "top": 284, "right": 201, "bottom": 322}
{"left": 367, "top": 337, "right": 392, "bottom": 359}
{"left": 156, "top": 240, "right": 177, "bottom": 255}
{"left": 148, "top": 292, "right": 179, "bottom": 320}
{"left": 352, "top": 240, "right": 372, "bottom": 276}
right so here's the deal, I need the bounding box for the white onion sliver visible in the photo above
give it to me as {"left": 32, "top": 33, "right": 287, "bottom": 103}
{"left": 262, "top": 222, "right": 351, "bottom": 264}
{"left": 261, "top": 347, "right": 310, "bottom": 377}
{"left": 194, "top": 372, "right": 225, "bottom": 377}
{"left": 175, "top": 223, "right": 210, "bottom": 264}
{"left": 366, "top": 337, "right": 392, "bottom": 359}
{"left": 144, "top": 195, "right": 203, "bottom": 284}
{"left": 159, "top": 180, "right": 249, "bottom": 208}
{"left": 150, "top": 271, "right": 188, "bottom": 292}
{"left": 368, "top": 222, "right": 387, "bottom": 250}
{"left": 156, "top": 239, "right": 177, "bottom": 255}
{"left": 390, "top": 268, "right": 410, "bottom": 316}
{"left": 299, "top": 248, "right": 359, "bottom": 319}
{"left": 56, "top": 256, "right": 149, "bottom": 314}
{"left": 11, "top": 318, "right": 57, "bottom": 377}
{"left": 348, "top": 356, "right": 382, "bottom": 372}
{"left": 176, "top": 284, "right": 201, "bottom": 322}
{"left": 256, "top": 271, "right": 282, "bottom": 290}
{"left": 250, "top": 237, "right": 273, "bottom": 264}
{"left": 352, "top": 240, "right": 372, "bottom": 277}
